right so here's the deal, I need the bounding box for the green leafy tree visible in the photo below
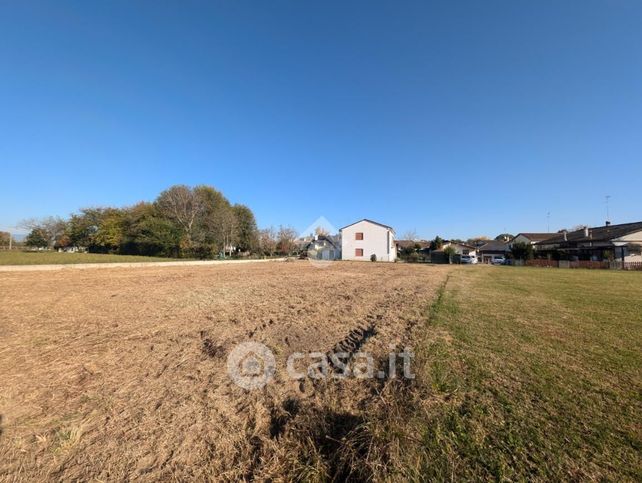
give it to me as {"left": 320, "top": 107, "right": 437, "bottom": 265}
{"left": 121, "top": 203, "right": 181, "bottom": 257}
{"left": 194, "top": 185, "right": 231, "bottom": 256}
{"left": 92, "top": 209, "right": 126, "bottom": 252}
{"left": 443, "top": 245, "right": 457, "bottom": 264}
{"left": 67, "top": 208, "right": 106, "bottom": 248}
{"left": 511, "top": 242, "right": 534, "bottom": 261}
{"left": 430, "top": 236, "right": 444, "bottom": 251}
{"left": 17, "top": 184, "right": 260, "bottom": 259}
{"left": 25, "top": 228, "right": 49, "bottom": 248}
{"left": 233, "top": 204, "right": 259, "bottom": 253}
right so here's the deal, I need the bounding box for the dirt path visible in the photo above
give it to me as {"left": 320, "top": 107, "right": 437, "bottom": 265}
{"left": 0, "top": 257, "right": 287, "bottom": 272}
{"left": 0, "top": 261, "right": 451, "bottom": 480}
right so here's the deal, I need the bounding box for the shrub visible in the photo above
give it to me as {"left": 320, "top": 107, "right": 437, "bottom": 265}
{"left": 443, "top": 246, "right": 457, "bottom": 264}
{"left": 511, "top": 242, "right": 534, "bottom": 261}
{"left": 370, "top": 254, "right": 377, "bottom": 262}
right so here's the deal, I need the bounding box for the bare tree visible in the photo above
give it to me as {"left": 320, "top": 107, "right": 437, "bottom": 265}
{"left": 155, "top": 185, "right": 205, "bottom": 248}
{"left": 259, "top": 227, "right": 277, "bottom": 256}
{"left": 402, "top": 229, "right": 418, "bottom": 241}
{"left": 19, "top": 216, "right": 67, "bottom": 249}
{"left": 277, "top": 225, "right": 298, "bottom": 256}
{"left": 315, "top": 226, "right": 329, "bottom": 237}
{"left": 218, "top": 206, "right": 238, "bottom": 258}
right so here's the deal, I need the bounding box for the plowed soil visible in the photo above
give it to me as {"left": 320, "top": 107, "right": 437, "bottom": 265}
{"left": 0, "top": 261, "right": 450, "bottom": 480}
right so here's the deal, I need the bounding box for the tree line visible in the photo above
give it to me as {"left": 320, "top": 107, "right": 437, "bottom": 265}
{"left": 21, "top": 185, "right": 300, "bottom": 259}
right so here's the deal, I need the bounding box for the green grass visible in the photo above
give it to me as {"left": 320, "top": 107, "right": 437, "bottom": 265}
{"left": 385, "top": 267, "right": 642, "bottom": 481}
{"left": 0, "top": 250, "right": 181, "bottom": 265}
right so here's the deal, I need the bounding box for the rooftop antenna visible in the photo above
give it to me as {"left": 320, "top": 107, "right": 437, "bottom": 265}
{"left": 547, "top": 211, "right": 550, "bottom": 232}
{"left": 605, "top": 195, "right": 611, "bottom": 224}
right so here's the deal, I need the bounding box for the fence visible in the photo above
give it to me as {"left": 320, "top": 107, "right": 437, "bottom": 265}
{"left": 525, "top": 259, "right": 642, "bottom": 271}
{"left": 526, "top": 259, "right": 557, "bottom": 268}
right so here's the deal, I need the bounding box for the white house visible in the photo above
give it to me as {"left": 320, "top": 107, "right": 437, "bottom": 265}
{"left": 442, "top": 241, "right": 478, "bottom": 257}
{"left": 340, "top": 219, "right": 397, "bottom": 262}
{"left": 304, "top": 235, "right": 341, "bottom": 261}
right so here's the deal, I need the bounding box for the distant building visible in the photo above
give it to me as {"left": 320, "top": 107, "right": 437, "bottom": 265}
{"left": 535, "top": 222, "right": 642, "bottom": 262}
{"left": 396, "top": 239, "right": 430, "bottom": 251}
{"left": 303, "top": 234, "right": 341, "bottom": 261}
{"left": 430, "top": 241, "right": 478, "bottom": 264}
{"left": 340, "top": 219, "right": 397, "bottom": 262}
{"left": 478, "top": 240, "right": 511, "bottom": 263}
{"left": 443, "top": 241, "right": 477, "bottom": 256}
{"left": 511, "top": 233, "right": 557, "bottom": 246}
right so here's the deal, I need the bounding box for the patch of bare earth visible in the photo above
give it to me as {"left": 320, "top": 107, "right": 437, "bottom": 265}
{"left": 0, "top": 261, "right": 450, "bottom": 480}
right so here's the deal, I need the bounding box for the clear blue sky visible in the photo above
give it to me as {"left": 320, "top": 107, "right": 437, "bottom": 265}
{"left": 1, "top": 1, "right": 641, "bottom": 239}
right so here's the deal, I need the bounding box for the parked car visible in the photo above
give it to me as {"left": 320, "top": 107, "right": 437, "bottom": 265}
{"left": 491, "top": 257, "right": 506, "bottom": 265}
{"left": 460, "top": 255, "right": 478, "bottom": 264}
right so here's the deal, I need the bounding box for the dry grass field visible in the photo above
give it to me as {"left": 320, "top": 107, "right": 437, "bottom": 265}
{"left": 0, "top": 261, "right": 449, "bottom": 481}
{"left": 1, "top": 262, "right": 640, "bottom": 481}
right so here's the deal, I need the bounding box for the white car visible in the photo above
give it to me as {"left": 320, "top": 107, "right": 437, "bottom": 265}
{"left": 460, "top": 255, "right": 478, "bottom": 264}
{"left": 491, "top": 257, "right": 506, "bottom": 265}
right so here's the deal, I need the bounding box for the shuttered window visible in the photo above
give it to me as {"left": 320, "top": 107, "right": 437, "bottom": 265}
{"left": 355, "top": 248, "right": 364, "bottom": 257}
{"left": 355, "top": 232, "right": 364, "bottom": 240}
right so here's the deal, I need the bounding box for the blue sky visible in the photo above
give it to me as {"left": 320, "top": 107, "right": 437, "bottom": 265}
{"left": 1, "top": 1, "right": 641, "bottom": 239}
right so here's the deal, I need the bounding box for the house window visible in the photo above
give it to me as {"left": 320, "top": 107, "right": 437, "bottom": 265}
{"left": 355, "top": 248, "right": 364, "bottom": 257}
{"left": 355, "top": 232, "right": 364, "bottom": 240}
{"left": 463, "top": 250, "right": 469, "bottom": 255}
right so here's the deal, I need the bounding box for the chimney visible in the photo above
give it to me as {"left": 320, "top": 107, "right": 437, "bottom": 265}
{"left": 583, "top": 227, "right": 589, "bottom": 237}
{"left": 605, "top": 221, "right": 611, "bottom": 226}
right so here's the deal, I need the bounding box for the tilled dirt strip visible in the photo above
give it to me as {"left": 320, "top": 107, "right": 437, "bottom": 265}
{"left": 0, "top": 257, "right": 287, "bottom": 272}
{"left": 0, "top": 261, "right": 450, "bottom": 480}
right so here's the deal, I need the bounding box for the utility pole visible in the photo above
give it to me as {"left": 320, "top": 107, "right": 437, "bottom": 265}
{"left": 9, "top": 232, "right": 12, "bottom": 250}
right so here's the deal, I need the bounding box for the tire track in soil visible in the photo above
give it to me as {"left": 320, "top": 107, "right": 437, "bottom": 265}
{"left": 248, "top": 278, "right": 449, "bottom": 481}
